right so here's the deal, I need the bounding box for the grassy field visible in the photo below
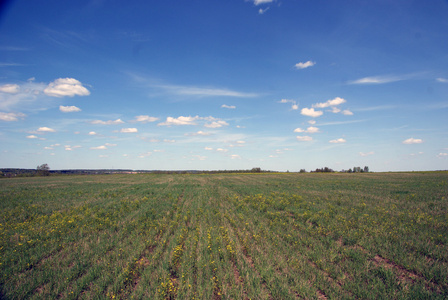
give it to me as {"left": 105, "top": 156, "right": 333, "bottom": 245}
{"left": 0, "top": 172, "right": 447, "bottom": 299}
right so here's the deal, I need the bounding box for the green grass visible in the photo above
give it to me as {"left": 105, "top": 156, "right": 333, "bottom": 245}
{"left": 1, "top": 172, "right": 447, "bottom": 299}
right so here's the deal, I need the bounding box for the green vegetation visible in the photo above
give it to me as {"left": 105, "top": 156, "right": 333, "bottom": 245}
{"left": 1, "top": 172, "right": 447, "bottom": 299}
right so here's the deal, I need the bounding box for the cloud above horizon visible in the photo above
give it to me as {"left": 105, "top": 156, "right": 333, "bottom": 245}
{"left": 59, "top": 105, "right": 81, "bottom": 113}
{"left": 301, "top": 107, "right": 323, "bottom": 117}
{"left": 402, "top": 137, "right": 423, "bottom": 144}
{"left": 43, "top": 78, "right": 90, "bottom": 97}
{"left": 295, "top": 61, "right": 315, "bottom": 69}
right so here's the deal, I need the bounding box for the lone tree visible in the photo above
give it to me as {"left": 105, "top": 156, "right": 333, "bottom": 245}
{"left": 37, "top": 164, "right": 50, "bottom": 176}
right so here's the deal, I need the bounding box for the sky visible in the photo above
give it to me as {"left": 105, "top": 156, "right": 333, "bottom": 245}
{"left": 0, "top": 0, "right": 448, "bottom": 172}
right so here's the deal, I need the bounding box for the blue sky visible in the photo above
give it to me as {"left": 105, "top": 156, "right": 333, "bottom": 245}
{"left": 1, "top": 0, "right": 447, "bottom": 171}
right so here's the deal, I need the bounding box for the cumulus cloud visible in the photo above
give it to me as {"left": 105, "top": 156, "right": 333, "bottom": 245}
{"left": 295, "top": 61, "right": 315, "bottom": 69}
{"left": 204, "top": 120, "right": 229, "bottom": 128}
{"left": 329, "top": 138, "right": 346, "bottom": 143}
{"left": 437, "top": 153, "right": 448, "bottom": 157}
{"left": 294, "top": 126, "right": 319, "bottom": 133}
{"left": 43, "top": 78, "right": 90, "bottom": 97}
{"left": 301, "top": 108, "right": 323, "bottom": 117}
{"left": 91, "top": 119, "right": 124, "bottom": 125}
{"left": 402, "top": 138, "right": 423, "bottom": 144}
{"left": 313, "top": 97, "right": 346, "bottom": 108}
{"left": 0, "top": 112, "right": 25, "bottom": 121}
{"left": 221, "top": 104, "right": 236, "bottom": 109}
{"left": 342, "top": 109, "right": 353, "bottom": 115}
{"left": 308, "top": 120, "right": 316, "bottom": 125}
{"left": 158, "top": 116, "right": 199, "bottom": 126}
{"left": 133, "top": 115, "right": 159, "bottom": 123}
{"left": 37, "top": 127, "right": 56, "bottom": 132}
{"left": 59, "top": 105, "right": 81, "bottom": 113}
{"left": 436, "top": 78, "right": 448, "bottom": 83}
{"left": 26, "top": 135, "right": 38, "bottom": 139}
{"left": 88, "top": 131, "right": 97, "bottom": 135}
{"left": 296, "top": 136, "right": 313, "bottom": 141}
{"left": 120, "top": 128, "right": 138, "bottom": 133}
{"left": 279, "top": 99, "right": 299, "bottom": 110}
{"left": 217, "top": 148, "right": 229, "bottom": 153}
{"left": 230, "top": 154, "right": 241, "bottom": 159}
{"left": 205, "top": 147, "right": 213, "bottom": 151}
{"left": 90, "top": 145, "right": 107, "bottom": 150}
{"left": 0, "top": 84, "right": 20, "bottom": 94}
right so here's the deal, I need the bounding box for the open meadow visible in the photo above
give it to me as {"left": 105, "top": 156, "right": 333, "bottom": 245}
{"left": 0, "top": 172, "right": 447, "bottom": 299}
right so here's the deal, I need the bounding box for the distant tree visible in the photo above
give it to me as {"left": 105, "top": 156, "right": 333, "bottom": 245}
{"left": 363, "top": 166, "right": 369, "bottom": 173}
{"left": 251, "top": 167, "right": 261, "bottom": 173}
{"left": 299, "top": 169, "right": 306, "bottom": 173}
{"left": 37, "top": 164, "right": 50, "bottom": 176}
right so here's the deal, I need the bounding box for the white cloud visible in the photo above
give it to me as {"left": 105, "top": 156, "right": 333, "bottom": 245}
{"left": 134, "top": 115, "right": 159, "bottom": 123}
{"left": 230, "top": 154, "right": 241, "bottom": 159}
{"left": 88, "top": 131, "right": 97, "bottom": 135}
{"left": 0, "top": 84, "right": 20, "bottom": 94}
{"left": 120, "top": 128, "right": 138, "bottom": 133}
{"left": 185, "top": 131, "right": 211, "bottom": 136}
{"left": 296, "top": 136, "right": 313, "bottom": 142}
{"left": 278, "top": 99, "right": 298, "bottom": 110}
{"left": 91, "top": 119, "right": 124, "bottom": 125}
{"left": 342, "top": 109, "right": 353, "bottom": 115}
{"left": 402, "top": 138, "right": 423, "bottom": 144}
{"left": 43, "top": 78, "right": 90, "bottom": 97}
{"left": 308, "top": 120, "right": 316, "bottom": 125}
{"left": 330, "top": 107, "right": 341, "bottom": 113}
{"left": 158, "top": 116, "right": 199, "bottom": 126}
{"left": 436, "top": 78, "right": 448, "bottom": 83}
{"left": 163, "top": 139, "right": 176, "bottom": 143}
{"left": 90, "top": 145, "right": 107, "bottom": 150}
{"left": 64, "top": 145, "right": 81, "bottom": 151}
{"left": 221, "top": 104, "right": 236, "bottom": 109}
{"left": 37, "top": 127, "right": 56, "bottom": 133}
{"left": 329, "top": 138, "right": 346, "bottom": 143}
{"left": 204, "top": 120, "right": 229, "bottom": 128}
{"left": 295, "top": 61, "right": 315, "bottom": 69}
{"left": 105, "top": 143, "right": 117, "bottom": 147}
{"left": 301, "top": 108, "right": 323, "bottom": 117}
{"left": 294, "top": 126, "right": 319, "bottom": 133}
{"left": 0, "top": 112, "right": 25, "bottom": 121}
{"left": 348, "top": 74, "right": 416, "bottom": 85}
{"left": 313, "top": 97, "right": 346, "bottom": 108}
{"left": 44, "top": 146, "right": 53, "bottom": 150}
{"left": 26, "top": 135, "right": 38, "bottom": 139}
{"left": 359, "top": 151, "right": 375, "bottom": 157}
{"left": 205, "top": 147, "right": 213, "bottom": 151}
{"left": 258, "top": 7, "right": 269, "bottom": 14}
{"left": 437, "top": 153, "right": 448, "bottom": 157}
{"left": 156, "top": 84, "right": 258, "bottom": 98}
{"left": 138, "top": 152, "right": 152, "bottom": 158}
{"left": 253, "top": 0, "right": 274, "bottom": 5}
{"left": 217, "top": 148, "right": 228, "bottom": 153}
{"left": 59, "top": 105, "right": 81, "bottom": 113}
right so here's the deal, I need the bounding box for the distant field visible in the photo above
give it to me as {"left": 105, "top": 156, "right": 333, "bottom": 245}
{"left": 1, "top": 172, "right": 447, "bottom": 299}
